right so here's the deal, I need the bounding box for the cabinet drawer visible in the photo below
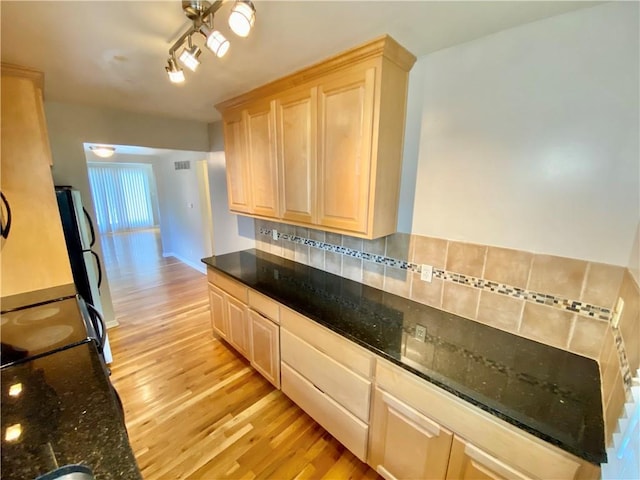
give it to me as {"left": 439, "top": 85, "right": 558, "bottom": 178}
{"left": 281, "top": 362, "right": 368, "bottom": 462}
{"left": 248, "top": 290, "right": 279, "bottom": 323}
{"left": 207, "top": 269, "right": 248, "bottom": 303}
{"left": 280, "top": 307, "right": 374, "bottom": 379}
{"left": 375, "top": 360, "right": 585, "bottom": 480}
{"left": 281, "top": 328, "right": 371, "bottom": 422}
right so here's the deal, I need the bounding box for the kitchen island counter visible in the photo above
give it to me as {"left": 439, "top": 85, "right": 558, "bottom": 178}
{"left": 202, "top": 249, "right": 606, "bottom": 465}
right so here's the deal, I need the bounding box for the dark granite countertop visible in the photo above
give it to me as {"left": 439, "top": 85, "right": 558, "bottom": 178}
{"left": 1, "top": 341, "right": 142, "bottom": 480}
{"left": 202, "top": 249, "right": 606, "bottom": 465}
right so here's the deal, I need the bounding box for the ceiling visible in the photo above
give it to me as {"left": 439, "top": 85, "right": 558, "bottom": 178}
{"left": 1, "top": 1, "right": 600, "bottom": 123}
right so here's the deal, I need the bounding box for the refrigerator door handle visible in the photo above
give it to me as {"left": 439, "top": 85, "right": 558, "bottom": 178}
{"left": 90, "top": 250, "right": 103, "bottom": 288}
{"left": 83, "top": 206, "right": 96, "bottom": 247}
{"left": 85, "top": 302, "right": 106, "bottom": 352}
{"left": 0, "top": 191, "right": 12, "bottom": 239}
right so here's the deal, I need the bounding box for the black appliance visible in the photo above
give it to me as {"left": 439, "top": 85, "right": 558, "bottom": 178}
{"left": 55, "top": 186, "right": 102, "bottom": 307}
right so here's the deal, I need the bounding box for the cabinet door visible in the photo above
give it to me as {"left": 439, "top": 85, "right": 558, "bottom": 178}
{"left": 317, "top": 67, "right": 375, "bottom": 234}
{"left": 249, "top": 309, "right": 280, "bottom": 388}
{"left": 369, "top": 387, "right": 453, "bottom": 480}
{"left": 1, "top": 70, "right": 73, "bottom": 297}
{"left": 276, "top": 87, "right": 317, "bottom": 224}
{"left": 208, "top": 283, "right": 228, "bottom": 339}
{"left": 246, "top": 102, "right": 279, "bottom": 217}
{"left": 227, "top": 294, "right": 250, "bottom": 357}
{"left": 223, "top": 112, "right": 252, "bottom": 213}
{"left": 446, "top": 437, "right": 534, "bottom": 480}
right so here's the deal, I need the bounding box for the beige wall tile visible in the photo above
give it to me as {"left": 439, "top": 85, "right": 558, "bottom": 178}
{"left": 582, "top": 262, "right": 625, "bottom": 309}
{"left": 325, "top": 232, "right": 342, "bottom": 246}
{"left": 410, "top": 273, "right": 443, "bottom": 308}
{"left": 528, "top": 254, "right": 587, "bottom": 299}
{"left": 604, "top": 371, "right": 626, "bottom": 445}
{"left": 383, "top": 267, "right": 411, "bottom": 298}
{"left": 446, "top": 241, "right": 487, "bottom": 277}
{"left": 342, "top": 235, "right": 363, "bottom": 251}
{"left": 309, "top": 248, "right": 324, "bottom": 270}
{"left": 295, "top": 226, "right": 309, "bottom": 238}
{"left": 325, "top": 251, "right": 341, "bottom": 275}
{"left": 519, "top": 303, "right": 574, "bottom": 349}
{"left": 484, "top": 247, "right": 532, "bottom": 289}
{"left": 411, "top": 235, "right": 448, "bottom": 269}
{"left": 363, "top": 262, "right": 384, "bottom": 289}
{"left": 386, "top": 233, "right": 411, "bottom": 261}
{"left": 599, "top": 325, "right": 615, "bottom": 370}
{"left": 568, "top": 316, "right": 608, "bottom": 360}
{"left": 270, "top": 240, "right": 283, "bottom": 257}
{"left": 442, "top": 282, "right": 480, "bottom": 320}
{"left": 476, "top": 290, "right": 523, "bottom": 333}
{"left": 282, "top": 243, "right": 295, "bottom": 260}
{"left": 363, "top": 237, "right": 385, "bottom": 255}
{"left": 342, "top": 256, "right": 363, "bottom": 282}
{"left": 308, "top": 228, "right": 325, "bottom": 242}
{"left": 618, "top": 269, "right": 640, "bottom": 372}
{"left": 294, "top": 244, "right": 309, "bottom": 265}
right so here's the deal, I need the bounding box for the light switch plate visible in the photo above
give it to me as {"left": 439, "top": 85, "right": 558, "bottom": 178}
{"left": 421, "top": 264, "right": 433, "bottom": 283}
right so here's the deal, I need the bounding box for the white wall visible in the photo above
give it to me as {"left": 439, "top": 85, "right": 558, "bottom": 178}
{"left": 407, "top": 2, "right": 639, "bottom": 266}
{"left": 207, "top": 151, "right": 256, "bottom": 255}
{"left": 154, "top": 152, "right": 210, "bottom": 273}
{"left": 45, "top": 101, "right": 210, "bottom": 324}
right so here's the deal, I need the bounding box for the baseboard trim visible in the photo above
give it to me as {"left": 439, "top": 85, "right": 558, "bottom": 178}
{"left": 162, "top": 252, "right": 206, "bottom": 274}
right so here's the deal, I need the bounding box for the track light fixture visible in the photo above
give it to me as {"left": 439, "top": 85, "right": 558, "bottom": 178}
{"left": 165, "top": 0, "right": 256, "bottom": 84}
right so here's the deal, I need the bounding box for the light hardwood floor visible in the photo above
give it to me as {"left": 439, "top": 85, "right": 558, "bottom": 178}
{"left": 105, "top": 229, "right": 380, "bottom": 480}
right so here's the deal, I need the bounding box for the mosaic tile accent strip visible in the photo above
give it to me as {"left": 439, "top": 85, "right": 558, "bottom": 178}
{"left": 258, "top": 228, "right": 613, "bottom": 322}
{"left": 612, "top": 326, "right": 633, "bottom": 393}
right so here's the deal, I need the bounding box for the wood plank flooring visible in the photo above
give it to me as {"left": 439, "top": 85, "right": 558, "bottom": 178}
{"left": 104, "top": 229, "right": 380, "bottom": 480}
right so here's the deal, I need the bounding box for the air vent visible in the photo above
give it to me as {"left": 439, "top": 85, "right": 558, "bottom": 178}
{"left": 174, "top": 160, "right": 191, "bottom": 170}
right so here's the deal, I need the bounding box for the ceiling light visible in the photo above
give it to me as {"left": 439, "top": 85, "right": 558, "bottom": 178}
{"left": 229, "top": 0, "right": 256, "bottom": 38}
{"left": 8, "top": 383, "right": 23, "bottom": 398}
{"left": 165, "top": 0, "right": 257, "bottom": 84}
{"left": 165, "top": 57, "right": 185, "bottom": 83}
{"left": 179, "top": 43, "right": 202, "bottom": 72}
{"left": 89, "top": 146, "right": 116, "bottom": 158}
{"left": 202, "top": 27, "right": 230, "bottom": 58}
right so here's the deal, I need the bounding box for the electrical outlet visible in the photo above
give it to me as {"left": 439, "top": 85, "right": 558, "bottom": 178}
{"left": 272, "top": 229, "right": 278, "bottom": 240}
{"left": 415, "top": 324, "right": 427, "bottom": 342}
{"left": 273, "top": 269, "right": 280, "bottom": 280}
{"left": 611, "top": 297, "right": 625, "bottom": 328}
{"left": 420, "top": 264, "right": 433, "bottom": 283}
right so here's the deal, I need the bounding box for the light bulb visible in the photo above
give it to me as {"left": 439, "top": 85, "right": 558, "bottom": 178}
{"left": 179, "top": 44, "right": 202, "bottom": 72}
{"left": 205, "top": 29, "right": 230, "bottom": 58}
{"left": 166, "top": 57, "right": 185, "bottom": 83}
{"left": 90, "top": 146, "right": 116, "bottom": 158}
{"left": 229, "top": 0, "right": 256, "bottom": 38}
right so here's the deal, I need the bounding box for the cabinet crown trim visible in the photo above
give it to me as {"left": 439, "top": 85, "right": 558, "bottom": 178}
{"left": 1, "top": 63, "right": 44, "bottom": 91}
{"left": 215, "top": 34, "right": 416, "bottom": 113}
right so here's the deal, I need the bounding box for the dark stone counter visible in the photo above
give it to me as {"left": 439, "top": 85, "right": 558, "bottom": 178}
{"left": 202, "top": 249, "right": 606, "bottom": 464}
{"left": 1, "top": 341, "right": 141, "bottom": 479}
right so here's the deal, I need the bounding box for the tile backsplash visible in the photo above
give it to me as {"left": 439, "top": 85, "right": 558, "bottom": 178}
{"left": 254, "top": 220, "right": 630, "bottom": 363}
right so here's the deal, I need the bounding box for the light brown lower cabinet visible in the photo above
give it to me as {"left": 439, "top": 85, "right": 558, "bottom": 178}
{"left": 249, "top": 309, "right": 280, "bottom": 388}
{"left": 208, "top": 283, "right": 229, "bottom": 340}
{"left": 446, "top": 436, "right": 533, "bottom": 480}
{"left": 207, "top": 270, "right": 280, "bottom": 389}
{"left": 369, "top": 387, "right": 453, "bottom": 480}
{"left": 226, "top": 294, "right": 250, "bottom": 357}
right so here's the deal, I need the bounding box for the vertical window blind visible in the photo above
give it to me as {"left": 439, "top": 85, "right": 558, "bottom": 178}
{"left": 88, "top": 163, "right": 157, "bottom": 234}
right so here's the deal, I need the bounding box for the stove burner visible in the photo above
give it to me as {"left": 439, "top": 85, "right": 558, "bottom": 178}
{"left": 24, "top": 326, "right": 74, "bottom": 351}
{"left": 12, "top": 307, "right": 61, "bottom": 325}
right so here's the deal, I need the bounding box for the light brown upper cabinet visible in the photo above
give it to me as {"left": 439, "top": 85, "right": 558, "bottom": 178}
{"left": 223, "top": 110, "right": 252, "bottom": 213}
{"left": 1, "top": 64, "right": 74, "bottom": 299}
{"left": 216, "top": 35, "right": 416, "bottom": 239}
{"left": 276, "top": 86, "right": 317, "bottom": 225}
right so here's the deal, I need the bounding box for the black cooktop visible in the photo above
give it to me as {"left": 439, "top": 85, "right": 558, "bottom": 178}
{"left": 202, "top": 249, "right": 606, "bottom": 465}
{"left": 1, "top": 296, "right": 95, "bottom": 369}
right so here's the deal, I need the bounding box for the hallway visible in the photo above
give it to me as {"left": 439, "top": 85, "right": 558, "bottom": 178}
{"left": 104, "top": 229, "right": 378, "bottom": 479}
